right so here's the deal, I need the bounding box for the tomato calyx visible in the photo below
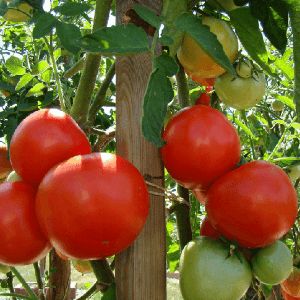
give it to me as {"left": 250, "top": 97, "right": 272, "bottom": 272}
{"left": 219, "top": 236, "right": 244, "bottom": 264}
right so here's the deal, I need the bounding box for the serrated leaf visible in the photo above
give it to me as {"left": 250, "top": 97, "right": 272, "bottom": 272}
{"left": 74, "top": 23, "right": 149, "bottom": 56}
{"left": 16, "top": 74, "right": 34, "bottom": 91}
{"left": 133, "top": 6, "right": 161, "bottom": 28}
{"left": 53, "top": 49, "right": 61, "bottom": 60}
{"left": 56, "top": 21, "right": 81, "bottom": 55}
{"left": 176, "top": 14, "right": 236, "bottom": 76}
{"left": 142, "top": 67, "right": 174, "bottom": 147}
{"left": 6, "top": 56, "right": 26, "bottom": 76}
{"left": 160, "top": 0, "right": 187, "bottom": 56}
{"left": 53, "top": 2, "right": 91, "bottom": 16}
{"left": 28, "top": 83, "right": 44, "bottom": 94}
{"left": 31, "top": 60, "right": 50, "bottom": 75}
{"left": 154, "top": 54, "right": 179, "bottom": 77}
{"left": 40, "top": 90, "right": 54, "bottom": 107}
{"left": 102, "top": 283, "right": 116, "bottom": 300}
{"left": 275, "top": 57, "right": 294, "bottom": 80}
{"left": 230, "top": 7, "right": 274, "bottom": 76}
{"left": 234, "top": 119, "right": 257, "bottom": 139}
{"left": 0, "top": 0, "right": 8, "bottom": 16}
{"left": 33, "top": 12, "right": 57, "bottom": 39}
{"left": 41, "top": 69, "right": 52, "bottom": 83}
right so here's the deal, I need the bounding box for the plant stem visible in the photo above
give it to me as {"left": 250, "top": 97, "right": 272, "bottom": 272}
{"left": 76, "top": 282, "right": 98, "bottom": 300}
{"left": 89, "top": 259, "right": 115, "bottom": 285}
{"left": 6, "top": 271, "right": 16, "bottom": 300}
{"left": 33, "top": 262, "right": 45, "bottom": 300}
{"left": 10, "top": 267, "right": 39, "bottom": 300}
{"left": 44, "top": 36, "right": 66, "bottom": 113}
{"left": 175, "top": 56, "right": 190, "bottom": 107}
{"left": 88, "top": 61, "right": 116, "bottom": 124}
{"left": 70, "top": 0, "right": 113, "bottom": 123}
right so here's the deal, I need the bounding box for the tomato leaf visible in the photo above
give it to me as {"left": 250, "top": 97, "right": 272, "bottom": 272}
{"left": 133, "top": 6, "right": 161, "bottom": 29}
{"left": 229, "top": 7, "right": 274, "bottom": 76}
{"left": 0, "top": 0, "right": 8, "bottom": 17}
{"left": 74, "top": 23, "right": 150, "bottom": 56}
{"left": 274, "top": 57, "right": 294, "bottom": 81}
{"left": 175, "top": 13, "right": 236, "bottom": 77}
{"left": 15, "top": 74, "right": 34, "bottom": 91}
{"left": 260, "top": 283, "right": 273, "bottom": 298}
{"left": 5, "top": 56, "right": 26, "bottom": 76}
{"left": 142, "top": 55, "right": 176, "bottom": 147}
{"left": 160, "top": 0, "right": 187, "bottom": 57}
{"left": 32, "top": 12, "right": 57, "bottom": 39}
{"left": 56, "top": 21, "right": 81, "bottom": 55}
{"left": 102, "top": 283, "right": 116, "bottom": 300}
{"left": 53, "top": 2, "right": 91, "bottom": 16}
{"left": 31, "top": 61, "right": 50, "bottom": 76}
{"left": 234, "top": 119, "right": 257, "bottom": 140}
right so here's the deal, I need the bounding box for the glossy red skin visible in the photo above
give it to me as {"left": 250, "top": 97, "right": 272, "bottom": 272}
{"left": 206, "top": 160, "right": 298, "bottom": 248}
{"left": 205, "top": 86, "right": 213, "bottom": 92}
{"left": 281, "top": 267, "right": 300, "bottom": 298}
{"left": 281, "top": 287, "right": 300, "bottom": 300}
{"left": 0, "top": 145, "right": 13, "bottom": 179}
{"left": 193, "top": 189, "right": 208, "bottom": 205}
{"left": 0, "top": 182, "right": 51, "bottom": 266}
{"left": 10, "top": 109, "right": 91, "bottom": 187}
{"left": 195, "top": 93, "right": 211, "bottom": 106}
{"left": 200, "top": 216, "right": 221, "bottom": 238}
{"left": 185, "top": 69, "right": 215, "bottom": 86}
{"left": 161, "top": 105, "right": 241, "bottom": 190}
{"left": 35, "top": 152, "right": 149, "bottom": 260}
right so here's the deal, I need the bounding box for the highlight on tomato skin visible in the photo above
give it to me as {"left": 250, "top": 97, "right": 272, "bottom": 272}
{"left": 35, "top": 152, "right": 150, "bottom": 261}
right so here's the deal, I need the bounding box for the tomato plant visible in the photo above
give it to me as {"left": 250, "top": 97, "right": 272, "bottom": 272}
{"left": 2, "top": 0, "right": 33, "bottom": 22}
{"left": 0, "top": 181, "right": 51, "bottom": 266}
{"left": 35, "top": 152, "right": 149, "bottom": 260}
{"left": 251, "top": 240, "right": 293, "bottom": 285}
{"left": 195, "top": 93, "right": 211, "bottom": 106}
{"left": 10, "top": 109, "right": 92, "bottom": 187}
{"left": 179, "top": 237, "right": 252, "bottom": 300}
{"left": 199, "top": 216, "right": 221, "bottom": 238}
{"left": 185, "top": 69, "right": 215, "bottom": 86}
{"left": 178, "top": 16, "right": 238, "bottom": 78}
{"left": 206, "top": 160, "right": 298, "bottom": 248}
{"left": 161, "top": 105, "right": 241, "bottom": 191}
{"left": 281, "top": 267, "right": 300, "bottom": 298}
{"left": 0, "top": 144, "right": 12, "bottom": 179}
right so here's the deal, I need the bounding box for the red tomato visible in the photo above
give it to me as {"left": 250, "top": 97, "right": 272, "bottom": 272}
{"left": 200, "top": 216, "right": 221, "bottom": 238}
{"left": 185, "top": 69, "right": 215, "bottom": 86}
{"left": 161, "top": 105, "right": 241, "bottom": 191}
{"left": 10, "top": 109, "right": 91, "bottom": 187}
{"left": 193, "top": 189, "right": 208, "bottom": 205}
{"left": 281, "top": 287, "right": 300, "bottom": 300}
{"left": 281, "top": 267, "right": 300, "bottom": 298}
{"left": 0, "top": 144, "right": 13, "bottom": 179}
{"left": 0, "top": 182, "right": 51, "bottom": 266}
{"left": 205, "top": 86, "right": 213, "bottom": 92}
{"left": 206, "top": 160, "right": 298, "bottom": 248}
{"left": 195, "top": 93, "right": 211, "bottom": 106}
{"left": 35, "top": 152, "right": 149, "bottom": 260}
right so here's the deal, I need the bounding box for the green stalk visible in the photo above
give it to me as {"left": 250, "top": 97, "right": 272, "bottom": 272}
{"left": 44, "top": 36, "right": 66, "bottom": 113}
{"left": 0, "top": 293, "right": 33, "bottom": 300}
{"left": 33, "top": 262, "right": 45, "bottom": 300}
{"left": 10, "top": 267, "right": 39, "bottom": 300}
{"left": 70, "top": 0, "right": 113, "bottom": 123}
{"left": 175, "top": 57, "right": 190, "bottom": 107}
{"left": 88, "top": 61, "right": 116, "bottom": 124}
{"left": 6, "top": 271, "right": 16, "bottom": 300}
{"left": 76, "top": 282, "right": 98, "bottom": 299}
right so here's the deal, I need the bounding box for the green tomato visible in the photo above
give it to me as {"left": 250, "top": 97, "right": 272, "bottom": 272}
{"left": 251, "top": 240, "right": 293, "bottom": 285}
{"left": 179, "top": 237, "right": 252, "bottom": 300}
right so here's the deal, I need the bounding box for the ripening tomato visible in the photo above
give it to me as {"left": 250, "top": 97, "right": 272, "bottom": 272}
{"left": 185, "top": 69, "right": 215, "bottom": 86}
{"left": 281, "top": 287, "right": 300, "bottom": 300}
{"left": 281, "top": 267, "right": 300, "bottom": 298}
{"left": 200, "top": 216, "right": 221, "bottom": 238}
{"left": 0, "top": 182, "right": 51, "bottom": 266}
{"left": 10, "top": 109, "right": 91, "bottom": 187}
{"left": 205, "top": 86, "right": 213, "bottom": 92}
{"left": 72, "top": 260, "right": 93, "bottom": 274}
{"left": 0, "top": 144, "right": 13, "bottom": 179}
{"left": 35, "top": 152, "right": 149, "bottom": 260}
{"left": 206, "top": 160, "right": 298, "bottom": 248}
{"left": 195, "top": 93, "right": 211, "bottom": 106}
{"left": 161, "top": 105, "right": 241, "bottom": 191}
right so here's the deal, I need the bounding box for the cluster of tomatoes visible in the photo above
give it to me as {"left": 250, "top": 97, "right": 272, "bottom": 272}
{"left": 0, "top": 108, "right": 150, "bottom": 269}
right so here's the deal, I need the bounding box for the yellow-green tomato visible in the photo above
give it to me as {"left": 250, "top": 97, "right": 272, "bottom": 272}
{"left": 179, "top": 237, "right": 252, "bottom": 300}
{"left": 286, "top": 165, "right": 300, "bottom": 181}
{"left": 272, "top": 100, "right": 285, "bottom": 112}
{"left": 215, "top": 70, "right": 266, "bottom": 110}
{"left": 72, "top": 260, "right": 93, "bottom": 274}
{"left": 251, "top": 240, "right": 293, "bottom": 285}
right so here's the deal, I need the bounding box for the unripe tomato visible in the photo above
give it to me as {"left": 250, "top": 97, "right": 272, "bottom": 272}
{"left": 2, "top": 0, "right": 33, "bottom": 22}
{"left": 200, "top": 216, "right": 221, "bottom": 238}
{"left": 206, "top": 160, "right": 298, "bottom": 248}
{"left": 179, "top": 237, "right": 252, "bottom": 300}
{"left": 235, "top": 59, "right": 254, "bottom": 78}
{"left": 195, "top": 93, "right": 211, "bottom": 106}
{"left": 281, "top": 267, "right": 300, "bottom": 298}
{"left": 178, "top": 16, "right": 238, "bottom": 78}
{"left": 185, "top": 69, "right": 215, "bottom": 86}
{"left": 272, "top": 100, "right": 285, "bottom": 112}
{"left": 10, "top": 109, "right": 92, "bottom": 187}
{"left": 0, "top": 182, "right": 51, "bottom": 266}
{"left": 251, "top": 240, "right": 293, "bottom": 285}
{"left": 286, "top": 165, "right": 300, "bottom": 181}
{"left": 0, "top": 144, "right": 13, "bottom": 179}
{"left": 35, "top": 152, "right": 149, "bottom": 260}
{"left": 161, "top": 105, "right": 241, "bottom": 191}
{"left": 72, "top": 260, "right": 93, "bottom": 274}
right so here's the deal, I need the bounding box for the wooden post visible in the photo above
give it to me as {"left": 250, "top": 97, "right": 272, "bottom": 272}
{"left": 115, "top": 0, "right": 166, "bottom": 299}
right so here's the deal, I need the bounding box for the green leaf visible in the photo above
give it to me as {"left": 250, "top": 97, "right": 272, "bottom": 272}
{"left": 274, "top": 57, "right": 294, "bottom": 80}
{"left": 102, "top": 283, "right": 116, "bottom": 300}
{"left": 142, "top": 66, "right": 174, "bottom": 147}
{"left": 234, "top": 119, "right": 257, "bottom": 139}
{"left": 28, "top": 83, "right": 44, "bottom": 94}
{"left": 273, "top": 119, "right": 287, "bottom": 126}
{"left": 176, "top": 14, "right": 236, "bottom": 77}
{"left": 260, "top": 283, "right": 273, "bottom": 299}
{"left": 74, "top": 23, "right": 150, "bottom": 56}
{"left": 16, "top": 74, "right": 34, "bottom": 91}
{"left": 31, "top": 61, "right": 50, "bottom": 75}
{"left": 56, "top": 21, "right": 81, "bottom": 55}
{"left": 53, "top": 2, "right": 91, "bottom": 16}
{"left": 6, "top": 56, "right": 26, "bottom": 76}
{"left": 0, "top": 0, "right": 8, "bottom": 17}
{"left": 153, "top": 54, "right": 179, "bottom": 77}
{"left": 230, "top": 7, "right": 274, "bottom": 76}
{"left": 53, "top": 49, "right": 62, "bottom": 60}
{"left": 166, "top": 222, "right": 175, "bottom": 235}
{"left": 133, "top": 6, "right": 161, "bottom": 28}
{"left": 291, "top": 122, "right": 300, "bottom": 130}
{"left": 41, "top": 69, "right": 52, "bottom": 83}
{"left": 40, "top": 91, "right": 54, "bottom": 107}
{"left": 160, "top": 0, "right": 187, "bottom": 56}
{"left": 33, "top": 13, "right": 57, "bottom": 39}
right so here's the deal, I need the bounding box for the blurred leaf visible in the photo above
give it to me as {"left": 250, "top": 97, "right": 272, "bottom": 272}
{"left": 273, "top": 119, "right": 287, "bottom": 126}
{"left": 133, "top": 6, "right": 161, "bottom": 28}
{"left": 56, "top": 22, "right": 81, "bottom": 55}
{"left": 33, "top": 13, "right": 57, "bottom": 39}
{"left": 275, "top": 57, "right": 294, "bottom": 80}
{"left": 102, "top": 283, "right": 116, "bottom": 300}
{"left": 28, "top": 83, "right": 44, "bottom": 94}
{"left": 291, "top": 122, "right": 300, "bottom": 130}
{"left": 31, "top": 61, "right": 50, "bottom": 75}
{"left": 6, "top": 56, "right": 26, "bottom": 76}
{"left": 16, "top": 74, "right": 34, "bottom": 91}
{"left": 53, "top": 2, "right": 91, "bottom": 16}
{"left": 234, "top": 119, "right": 257, "bottom": 139}
{"left": 260, "top": 283, "right": 273, "bottom": 298}
{"left": 0, "top": 0, "right": 8, "bottom": 17}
